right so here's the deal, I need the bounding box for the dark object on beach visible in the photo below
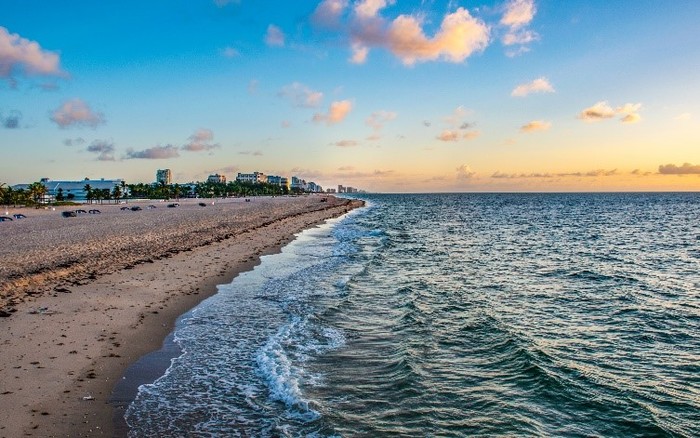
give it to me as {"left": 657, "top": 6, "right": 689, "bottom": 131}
{"left": 131, "top": 206, "right": 142, "bottom": 211}
{"left": 62, "top": 211, "right": 77, "bottom": 218}
{"left": 13, "top": 213, "right": 27, "bottom": 219}
{"left": 0, "top": 216, "right": 13, "bottom": 222}
{"left": 198, "top": 202, "right": 207, "bottom": 207}
{"left": 120, "top": 206, "right": 130, "bottom": 211}
{"left": 147, "top": 205, "right": 157, "bottom": 209}
{"left": 320, "top": 198, "right": 327, "bottom": 202}
{"left": 167, "top": 203, "right": 179, "bottom": 208}
{"left": 88, "top": 209, "right": 101, "bottom": 214}
{"left": 245, "top": 198, "right": 251, "bottom": 202}
{"left": 75, "top": 209, "right": 87, "bottom": 214}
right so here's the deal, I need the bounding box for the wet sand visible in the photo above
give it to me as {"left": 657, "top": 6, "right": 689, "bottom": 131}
{"left": 0, "top": 196, "right": 363, "bottom": 437}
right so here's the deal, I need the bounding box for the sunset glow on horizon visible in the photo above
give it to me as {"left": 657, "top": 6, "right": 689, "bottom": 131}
{"left": 1, "top": 0, "right": 699, "bottom": 192}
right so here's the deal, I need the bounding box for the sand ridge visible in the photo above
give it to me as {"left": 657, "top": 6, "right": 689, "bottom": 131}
{"left": 0, "top": 195, "right": 363, "bottom": 437}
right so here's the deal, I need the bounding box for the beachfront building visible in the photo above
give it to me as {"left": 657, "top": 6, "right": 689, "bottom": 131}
{"left": 266, "top": 175, "right": 291, "bottom": 190}
{"left": 290, "top": 176, "right": 306, "bottom": 192}
{"left": 326, "top": 188, "right": 337, "bottom": 193}
{"left": 307, "top": 182, "right": 322, "bottom": 193}
{"left": 13, "top": 177, "right": 125, "bottom": 202}
{"left": 207, "top": 173, "right": 227, "bottom": 184}
{"left": 236, "top": 172, "right": 266, "bottom": 184}
{"left": 156, "top": 169, "right": 172, "bottom": 185}
{"left": 338, "top": 185, "right": 345, "bottom": 193}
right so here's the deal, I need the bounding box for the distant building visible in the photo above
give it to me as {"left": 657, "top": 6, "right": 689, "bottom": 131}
{"left": 326, "top": 188, "right": 336, "bottom": 193}
{"left": 291, "top": 176, "right": 306, "bottom": 191}
{"left": 14, "top": 177, "right": 125, "bottom": 202}
{"left": 338, "top": 185, "right": 345, "bottom": 193}
{"left": 207, "top": 173, "right": 227, "bottom": 184}
{"left": 266, "top": 175, "right": 291, "bottom": 190}
{"left": 307, "top": 182, "right": 322, "bottom": 193}
{"left": 236, "top": 172, "right": 266, "bottom": 184}
{"left": 156, "top": 169, "right": 172, "bottom": 185}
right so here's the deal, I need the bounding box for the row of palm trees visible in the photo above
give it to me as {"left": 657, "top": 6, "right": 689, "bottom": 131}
{"left": 0, "top": 182, "right": 49, "bottom": 207}
{"left": 1, "top": 179, "right": 307, "bottom": 207}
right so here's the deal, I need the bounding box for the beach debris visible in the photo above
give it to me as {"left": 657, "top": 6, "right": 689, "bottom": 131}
{"left": 61, "top": 211, "right": 77, "bottom": 218}
{"left": 0, "top": 216, "right": 13, "bottom": 221}
{"left": 54, "top": 286, "right": 72, "bottom": 293}
{"left": 88, "top": 209, "right": 101, "bottom": 214}
{"left": 13, "top": 213, "right": 27, "bottom": 219}
{"left": 198, "top": 202, "right": 207, "bottom": 207}
{"left": 0, "top": 309, "right": 12, "bottom": 317}
{"left": 82, "top": 395, "right": 95, "bottom": 401}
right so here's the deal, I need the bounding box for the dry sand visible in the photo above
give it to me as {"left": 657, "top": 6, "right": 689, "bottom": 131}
{"left": 0, "top": 195, "right": 363, "bottom": 437}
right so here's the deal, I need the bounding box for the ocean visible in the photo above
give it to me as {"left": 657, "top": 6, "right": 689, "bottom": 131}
{"left": 124, "top": 193, "right": 700, "bottom": 437}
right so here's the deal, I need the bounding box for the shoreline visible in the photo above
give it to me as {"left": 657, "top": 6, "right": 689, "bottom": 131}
{"left": 0, "top": 196, "right": 363, "bottom": 437}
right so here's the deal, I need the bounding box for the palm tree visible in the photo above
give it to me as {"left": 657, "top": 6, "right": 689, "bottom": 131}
{"left": 84, "top": 184, "right": 93, "bottom": 204}
{"left": 56, "top": 187, "right": 65, "bottom": 202}
{"left": 28, "top": 182, "right": 47, "bottom": 206}
{"left": 112, "top": 185, "right": 122, "bottom": 204}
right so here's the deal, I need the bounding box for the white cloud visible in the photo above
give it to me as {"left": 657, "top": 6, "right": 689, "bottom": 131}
{"left": 511, "top": 77, "right": 554, "bottom": 97}
{"left": 265, "top": 25, "right": 285, "bottom": 47}
{"left": 278, "top": 82, "right": 324, "bottom": 108}
{"left": 500, "top": 0, "right": 538, "bottom": 53}
{"left": 50, "top": 99, "right": 105, "bottom": 128}
{"left": 520, "top": 120, "right": 551, "bottom": 132}
{"left": 313, "top": 100, "right": 353, "bottom": 125}
{"left": 0, "top": 26, "right": 63, "bottom": 80}
{"left": 675, "top": 112, "right": 691, "bottom": 121}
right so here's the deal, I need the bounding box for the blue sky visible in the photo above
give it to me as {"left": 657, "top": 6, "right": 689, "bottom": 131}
{"left": 1, "top": 0, "right": 699, "bottom": 191}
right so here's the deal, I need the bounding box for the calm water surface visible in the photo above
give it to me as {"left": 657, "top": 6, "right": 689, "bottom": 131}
{"left": 125, "top": 193, "right": 700, "bottom": 437}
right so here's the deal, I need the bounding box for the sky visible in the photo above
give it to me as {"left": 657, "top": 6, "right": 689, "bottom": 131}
{"left": 1, "top": 0, "right": 699, "bottom": 192}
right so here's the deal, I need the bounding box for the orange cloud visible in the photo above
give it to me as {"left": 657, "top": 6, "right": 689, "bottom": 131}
{"left": 313, "top": 100, "right": 353, "bottom": 125}
{"left": 387, "top": 8, "right": 489, "bottom": 65}
{"left": 500, "top": 0, "right": 538, "bottom": 53}
{"left": 578, "top": 101, "right": 642, "bottom": 123}
{"left": 520, "top": 120, "right": 551, "bottom": 133}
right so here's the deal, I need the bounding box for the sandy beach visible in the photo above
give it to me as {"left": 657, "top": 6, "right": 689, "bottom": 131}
{"left": 0, "top": 195, "right": 363, "bottom": 437}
